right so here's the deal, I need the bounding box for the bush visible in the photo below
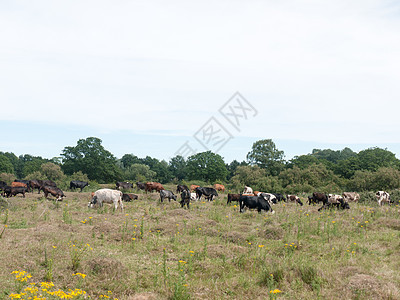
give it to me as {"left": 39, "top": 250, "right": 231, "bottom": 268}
{"left": 0, "top": 173, "right": 15, "bottom": 185}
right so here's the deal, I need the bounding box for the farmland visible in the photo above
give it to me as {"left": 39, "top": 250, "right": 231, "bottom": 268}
{"left": 0, "top": 185, "right": 399, "bottom": 300}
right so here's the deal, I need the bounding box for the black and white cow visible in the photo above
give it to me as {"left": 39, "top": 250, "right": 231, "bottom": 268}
{"left": 116, "top": 182, "right": 134, "bottom": 190}
{"left": 195, "top": 187, "right": 218, "bottom": 201}
{"left": 376, "top": 191, "right": 392, "bottom": 206}
{"left": 160, "top": 190, "right": 177, "bottom": 202}
{"left": 318, "top": 194, "right": 350, "bottom": 211}
{"left": 286, "top": 194, "right": 303, "bottom": 206}
{"left": 180, "top": 190, "right": 191, "bottom": 209}
{"left": 239, "top": 195, "right": 275, "bottom": 214}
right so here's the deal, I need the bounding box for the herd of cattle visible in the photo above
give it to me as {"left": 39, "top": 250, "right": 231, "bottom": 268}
{"left": 0, "top": 179, "right": 395, "bottom": 214}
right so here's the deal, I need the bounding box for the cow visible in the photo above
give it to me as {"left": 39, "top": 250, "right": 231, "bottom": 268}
{"left": 343, "top": 192, "right": 360, "bottom": 203}
{"left": 213, "top": 184, "right": 225, "bottom": 192}
{"left": 29, "top": 180, "right": 43, "bottom": 194}
{"left": 307, "top": 195, "right": 314, "bottom": 205}
{"left": 5, "top": 186, "right": 28, "bottom": 198}
{"left": 13, "top": 180, "right": 31, "bottom": 191}
{"left": 145, "top": 182, "right": 164, "bottom": 193}
{"left": 286, "top": 194, "right": 303, "bottom": 206}
{"left": 318, "top": 194, "right": 350, "bottom": 211}
{"left": 11, "top": 182, "right": 27, "bottom": 188}
{"left": 227, "top": 193, "right": 240, "bottom": 204}
{"left": 310, "top": 192, "right": 328, "bottom": 205}
{"left": 70, "top": 180, "right": 89, "bottom": 192}
{"left": 376, "top": 191, "right": 392, "bottom": 206}
{"left": 116, "top": 182, "right": 134, "bottom": 190}
{"left": 259, "top": 193, "right": 277, "bottom": 205}
{"left": 273, "top": 193, "right": 286, "bottom": 202}
{"left": 39, "top": 180, "right": 57, "bottom": 193}
{"left": 243, "top": 186, "right": 253, "bottom": 194}
{"left": 42, "top": 186, "right": 66, "bottom": 201}
{"left": 160, "top": 190, "right": 177, "bottom": 202}
{"left": 88, "top": 189, "right": 123, "bottom": 211}
{"left": 122, "top": 193, "right": 138, "bottom": 202}
{"left": 136, "top": 182, "right": 146, "bottom": 191}
{"left": 239, "top": 195, "right": 274, "bottom": 214}
{"left": 176, "top": 184, "right": 189, "bottom": 193}
{"left": 180, "top": 190, "right": 191, "bottom": 209}
{"left": 190, "top": 184, "right": 200, "bottom": 192}
{"left": 195, "top": 187, "right": 218, "bottom": 201}
{"left": 0, "top": 181, "right": 7, "bottom": 191}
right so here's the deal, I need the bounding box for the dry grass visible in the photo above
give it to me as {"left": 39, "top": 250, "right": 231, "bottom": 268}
{"left": 0, "top": 185, "right": 400, "bottom": 299}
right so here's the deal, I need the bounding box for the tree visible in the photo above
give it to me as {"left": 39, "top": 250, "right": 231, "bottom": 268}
{"left": 123, "top": 163, "right": 156, "bottom": 182}
{"left": 230, "top": 165, "right": 266, "bottom": 191}
{"left": 41, "top": 162, "right": 66, "bottom": 182}
{"left": 61, "top": 137, "right": 122, "bottom": 182}
{"left": 186, "top": 151, "right": 228, "bottom": 183}
{"left": 246, "top": 139, "right": 285, "bottom": 176}
{"left": 0, "top": 154, "right": 14, "bottom": 174}
{"left": 169, "top": 155, "right": 187, "bottom": 181}
{"left": 120, "top": 154, "right": 141, "bottom": 168}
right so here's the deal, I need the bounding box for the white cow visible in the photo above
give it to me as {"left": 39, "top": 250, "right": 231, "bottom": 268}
{"left": 243, "top": 186, "right": 253, "bottom": 194}
{"left": 88, "top": 188, "right": 123, "bottom": 211}
{"left": 343, "top": 192, "right": 360, "bottom": 202}
{"left": 376, "top": 191, "right": 391, "bottom": 206}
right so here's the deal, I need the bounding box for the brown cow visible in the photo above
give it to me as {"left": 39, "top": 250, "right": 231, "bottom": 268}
{"left": 227, "top": 193, "right": 240, "bottom": 204}
{"left": 145, "top": 182, "right": 164, "bottom": 193}
{"left": 42, "top": 186, "right": 65, "bottom": 201}
{"left": 11, "top": 182, "right": 27, "bottom": 188}
{"left": 213, "top": 184, "right": 225, "bottom": 192}
{"left": 190, "top": 184, "right": 200, "bottom": 192}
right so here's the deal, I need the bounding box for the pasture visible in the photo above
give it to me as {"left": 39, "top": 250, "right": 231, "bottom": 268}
{"left": 0, "top": 185, "right": 399, "bottom": 299}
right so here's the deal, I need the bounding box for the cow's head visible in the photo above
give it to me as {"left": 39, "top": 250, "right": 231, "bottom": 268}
{"left": 341, "top": 202, "right": 350, "bottom": 210}
{"left": 88, "top": 196, "right": 98, "bottom": 208}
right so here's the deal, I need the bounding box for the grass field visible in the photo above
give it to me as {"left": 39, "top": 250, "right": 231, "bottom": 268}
{"left": 0, "top": 184, "right": 399, "bottom": 299}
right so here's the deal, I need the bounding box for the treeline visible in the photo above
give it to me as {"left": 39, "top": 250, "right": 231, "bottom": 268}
{"left": 1, "top": 137, "right": 400, "bottom": 193}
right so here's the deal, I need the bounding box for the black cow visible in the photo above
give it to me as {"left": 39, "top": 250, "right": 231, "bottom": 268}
{"left": 195, "top": 187, "right": 218, "bottom": 201}
{"left": 180, "top": 190, "right": 190, "bottom": 209}
{"left": 310, "top": 192, "right": 328, "bottom": 205}
{"left": 122, "top": 193, "right": 138, "bottom": 202}
{"left": 239, "top": 195, "right": 274, "bottom": 213}
{"left": 136, "top": 182, "right": 146, "bottom": 191}
{"left": 70, "top": 180, "right": 89, "bottom": 192}
{"left": 160, "top": 190, "right": 177, "bottom": 202}
{"left": 273, "top": 193, "right": 286, "bottom": 202}
{"left": 5, "top": 186, "right": 28, "bottom": 198}
{"left": 176, "top": 184, "right": 189, "bottom": 193}
{"left": 227, "top": 193, "right": 240, "bottom": 204}
{"left": 30, "top": 180, "right": 43, "bottom": 193}
{"left": 0, "top": 181, "right": 7, "bottom": 191}
{"left": 116, "top": 182, "right": 134, "bottom": 190}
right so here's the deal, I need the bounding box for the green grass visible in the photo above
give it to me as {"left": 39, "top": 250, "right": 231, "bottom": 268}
{"left": 0, "top": 188, "right": 399, "bottom": 299}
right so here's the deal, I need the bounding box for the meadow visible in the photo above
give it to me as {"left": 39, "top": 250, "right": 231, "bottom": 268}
{"left": 0, "top": 184, "right": 399, "bottom": 300}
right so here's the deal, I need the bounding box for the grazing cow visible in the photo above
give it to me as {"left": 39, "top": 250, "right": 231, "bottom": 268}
{"left": 213, "top": 184, "right": 225, "bottom": 192}
{"left": 0, "top": 181, "right": 7, "bottom": 191}
{"left": 243, "top": 186, "right": 253, "bottom": 194}
{"left": 239, "top": 195, "right": 274, "bottom": 214}
{"left": 70, "top": 180, "right": 89, "bottom": 192}
{"left": 190, "top": 184, "right": 200, "bottom": 192}
{"left": 180, "top": 190, "right": 191, "bottom": 209}
{"left": 190, "top": 193, "right": 197, "bottom": 201}
{"left": 310, "top": 192, "right": 328, "bottom": 205}
{"left": 195, "top": 187, "right": 218, "bottom": 201}
{"left": 42, "top": 186, "right": 65, "bottom": 201}
{"left": 176, "top": 184, "right": 189, "bottom": 193}
{"left": 343, "top": 192, "right": 360, "bottom": 203}
{"left": 11, "top": 182, "right": 27, "bottom": 188}
{"left": 259, "top": 193, "right": 277, "bottom": 205}
{"left": 88, "top": 189, "right": 123, "bottom": 211}
{"left": 318, "top": 194, "right": 350, "bottom": 211}
{"left": 376, "top": 191, "right": 392, "bottom": 206}
{"left": 29, "top": 180, "right": 43, "bottom": 193}
{"left": 227, "top": 193, "right": 240, "bottom": 204}
{"left": 39, "top": 180, "right": 57, "bottom": 193}
{"left": 116, "top": 182, "right": 134, "bottom": 190}
{"left": 136, "top": 182, "right": 146, "bottom": 191}
{"left": 286, "top": 195, "right": 303, "bottom": 206}
{"left": 145, "top": 182, "right": 165, "bottom": 193}
{"left": 160, "top": 190, "right": 177, "bottom": 202}
{"left": 122, "top": 193, "right": 138, "bottom": 202}
{"left": 5, "top": 186, "right": 28, "bottom": 198}
{"left": 273, "top": 193, "right": 286, "bottom": 202}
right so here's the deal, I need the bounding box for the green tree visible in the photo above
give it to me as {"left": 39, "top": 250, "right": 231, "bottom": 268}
{"left": 122, "top": 163, "right": 156, "bottom": 182}
{"left": 41, "top": 162, "right": 66, "bottom": 182}
{"left": 357, "top": 147, "right": 400, "bottom": 171}
{"left": 186, "top": 151, "right": 228, "bottom": 183}
{"left": 230, "top": 165, "right": 266, "bottom": 191}
{"left": 169, "top": 155, "right": 187, "bottom": 181}
{"left": 0, "top": 154, "right": 14, "bottom": 174}
{"left": 120, "top": 154, "right": 142, "bottom": 168}
{"left": 246, "top": 139, "right": 285, "bottom": 176}
{"left": 61, "top": 137, "right": 122, "bottom": 182}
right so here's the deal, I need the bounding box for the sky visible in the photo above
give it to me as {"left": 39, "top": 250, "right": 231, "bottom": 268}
{"left": 1, "top": 0, "right": 400, "bottom": 163}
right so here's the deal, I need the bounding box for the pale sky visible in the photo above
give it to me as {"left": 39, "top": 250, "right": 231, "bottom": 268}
{"left": 1, "top": 1, "right": 400, "bottom": 162}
